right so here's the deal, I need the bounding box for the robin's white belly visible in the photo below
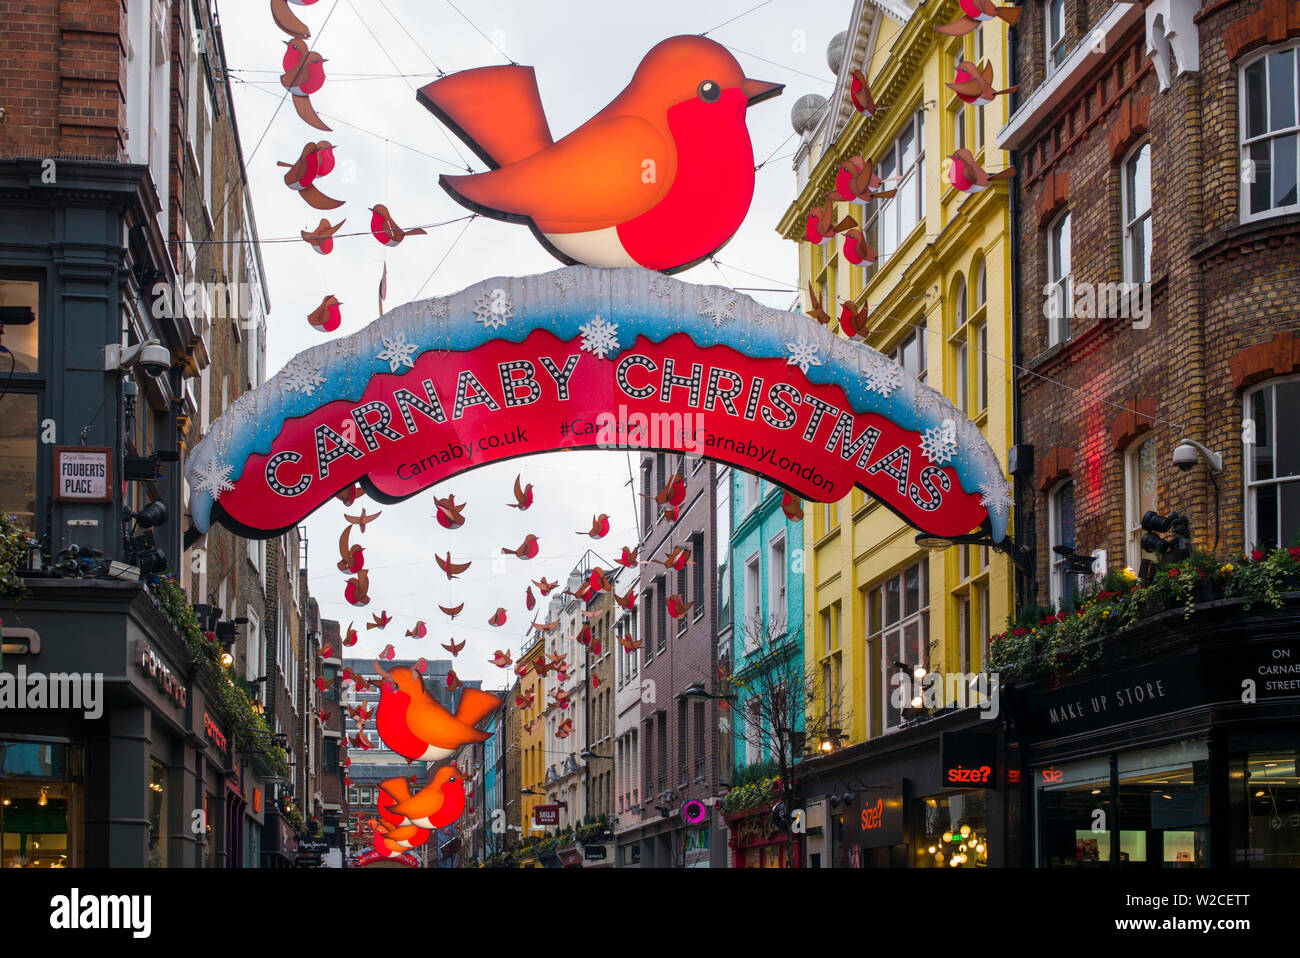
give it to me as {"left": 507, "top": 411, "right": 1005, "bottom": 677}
{"left": 543, "top": 228, "right": 638, "bottom": 269}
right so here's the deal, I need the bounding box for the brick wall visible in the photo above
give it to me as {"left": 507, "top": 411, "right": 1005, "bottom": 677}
{"left": 1011, "top": 0, "right": 1300, "bottom": 603}
{"left": 0, "top": 0, "right": 128, "bottom": 158}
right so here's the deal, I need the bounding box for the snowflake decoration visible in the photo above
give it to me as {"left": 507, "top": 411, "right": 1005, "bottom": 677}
{"left": 863, "top": 357, "right": 904, "bottom": 397}
{"left": 913, "top": 388, "right": 940, "bottom": 413}
{"left": 377, "top": 332, "right": 418, "bottom": 373}
{"left": 428, "top": 298, "right": 449, "bottom": 320}
{"left": 698, "top": 289, "right": 738, "bottom": 327}
{"left": 193, "top": 457, "right": 235, "bottom": 499}
{"left": 554, "top": 273, "right": 576, "bottom": 292}
{"left": 785, "top": 335, "right": 822, "bottom": 374}
{"left": 336, "top": 336, "right": 360, "bottom": 360}
{"left": 919, "top": 420, "right": 959, "bottom": 465}
{"left": 979, "top": 479, "right": 1014, "bottom": 518}
{"left": 473, "top": 288, "right": 514, "bottom": 330}
{"left": 282, "top": 359, "right": 326, "bottom": 397}
{"left": 649, "top": 275, "right": 673, "bottom": 299}
{"left": 755, "top": 308, "right": 782, "bottom": 327}
{"left": 579, "top": 315, "right": 620, "bottom": 359}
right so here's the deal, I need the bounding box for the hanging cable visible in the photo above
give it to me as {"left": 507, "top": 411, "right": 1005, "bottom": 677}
{"left": 345, "top": 0, "right": 475, "bottom": 171}
{"left": 179, "top": 214, "right": 472, "bottom": 247}
{"left": 375, "top": 0, "right": 449, "bottom": 77}
{"left": 719, "top": 43, "right": 833, "bottom": 84}
{"left": 443, "top": 0, "right": 517, "bottom": 65}
{"left": 210, "top": 0, "right": 344, "bottom": 233}
{"left": 700, "top": 0, "right": 778, "bottom": 36}
{"left": 228, "top": 75, "right": 469, "bottom": 171}
{"left": 413, "top": 215, "right": 476, "bottom": 299}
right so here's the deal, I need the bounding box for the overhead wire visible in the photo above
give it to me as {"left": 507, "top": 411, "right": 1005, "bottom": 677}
{"left": 443, "top": 0, "right": 517, "bottom": 65}
{"left": 179, "top": 214, "right": 472, "bottom": 247}
{"left": 228, "top": 75, "right": 469, "bottom": 171}
{"left": 344, "top": 0, "right": 475, "bottom": 171}
{"left": 700, "top": 0, "right": 778, "bottom": 35}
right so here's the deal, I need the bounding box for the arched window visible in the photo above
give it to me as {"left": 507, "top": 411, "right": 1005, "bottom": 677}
{"left": 950, "top": 275, "right": 969, "bottom": 413}
{"left": 1244, "top": 375, "right": 1300, "bottom": 549}
{"left": 1124, "top": 435, "right": 1158, "bottom": 569}
{"left": 972, "top": 258, "right": 988, "bottom": 411}
{"left": 1122, "top": 142, "right": 1152, "bottom": 283}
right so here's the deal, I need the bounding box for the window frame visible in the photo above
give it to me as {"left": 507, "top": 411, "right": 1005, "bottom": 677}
{"left": 1122, "top": 141, "right": 1153, "bottom": 284}
{"left": 1046, "top": 0, "right": 1068, "bottom": 75}
{"left": 872, "top": 109, "right": 927, "bottom": 262}
{"left": 866, "top": 559, "right": 931, "bottom": 732}
{"left": 1244, "top": 374, "right": 1300, "bottom": 549}
{"left": 1048, "top": 478, "right": 1078, "bottom": 607}
{"left": 1124, "top": 435, "right": 1159, "bottom": 570}
{"left": 1239, "top": 42, "right": 1300, "bottom": 224}
{"left": 1046, "top": 210, "right": 1073, "bottom": 346}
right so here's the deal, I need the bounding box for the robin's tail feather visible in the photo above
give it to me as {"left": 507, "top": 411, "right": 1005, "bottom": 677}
{"left": 417, "top": 66, "right": 554, "bottom": 170}
{"left": 454, "top": 687, "right": 503, "bottom": 727}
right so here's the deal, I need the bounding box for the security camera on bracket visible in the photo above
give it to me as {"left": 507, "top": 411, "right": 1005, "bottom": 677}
{"left": 1173, "top": 439, "right": 1223, "bottom": 473}
{"left": 104, "top": 338, "right": 173, "bottom": 379}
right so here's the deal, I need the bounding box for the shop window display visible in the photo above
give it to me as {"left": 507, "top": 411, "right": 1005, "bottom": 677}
{"left": 148, "top": 760, "right": 168, "bottom": 868}
{"left": 1231, "top": 750, "right": 1300, "bottom": 867}
{"left": 0, "top": 740, "right": 82, "bottom": 868}
{"left": 914, "top": 791, "right": 989, "bottom": 868}
{"left": 1036, "top": 741, "right": 1209, "bottom": 867}
{"left": 1115, "top": 741, "right": 1209, "bottom": 867}
{"left": 1036, "top": 756, "right": 1113, "bottom": 866}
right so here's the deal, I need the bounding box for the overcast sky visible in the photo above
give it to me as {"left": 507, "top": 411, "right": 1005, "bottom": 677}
{"left": 219, "top": 0, "right": 851, "bottom": 688}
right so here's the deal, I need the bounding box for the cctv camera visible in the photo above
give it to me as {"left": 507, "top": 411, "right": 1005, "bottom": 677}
{"left": 137, "top": 342, "right": 172, "bottom": 378}
{"left": 1173, "top": 439, "right": 1223, "bottom": 473}
{"left": 105, "top": 339, "right": 173, "bottom": 379}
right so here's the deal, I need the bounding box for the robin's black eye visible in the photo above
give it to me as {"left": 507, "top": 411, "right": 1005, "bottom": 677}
{"left": 449, "top": 777, "right": 456, "bottom": 783}
{"left": 697, "top": 80, "right": 721, "bottom": 103}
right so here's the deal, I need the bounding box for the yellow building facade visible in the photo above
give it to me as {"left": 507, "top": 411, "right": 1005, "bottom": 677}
{"left": 518, "top": 634, "right": 549, "bottom": 838}
{"left": 777, "top": 0, "right": 1016, "bottom": 745}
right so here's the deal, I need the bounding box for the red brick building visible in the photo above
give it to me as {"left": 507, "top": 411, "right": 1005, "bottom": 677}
{"left": 995, "top": 0, "right": 1300, "bottom": 870}
{"left": 1001, "top": 0, "right": 1300, "bottom": 602}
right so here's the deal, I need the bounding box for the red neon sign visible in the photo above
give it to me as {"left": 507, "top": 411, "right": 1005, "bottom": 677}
{"left": 861, "top": 798, "right": 884, "bottom": 830}
{"left": 946, "top": 764, "right": 992, "bottom": 785}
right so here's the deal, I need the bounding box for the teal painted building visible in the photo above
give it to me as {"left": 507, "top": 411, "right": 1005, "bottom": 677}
{"left": 728, "top": 473, "right": 805, "bottom": 773}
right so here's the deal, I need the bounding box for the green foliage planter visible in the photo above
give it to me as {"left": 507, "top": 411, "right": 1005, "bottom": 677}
{"left": 721, "top": 776, "right": 779, "bottom": 816}
{"left": 989, "top": 547, "right": 1300, "bottom": 681}
{"left": 151, "top": 575, "right": 288, "bottom": 779}
{"left": 0, "top": 511, "right": 29, "bottom": 598}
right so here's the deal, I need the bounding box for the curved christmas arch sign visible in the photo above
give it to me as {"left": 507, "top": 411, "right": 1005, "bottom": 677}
{"left": 186, "top": 267, "right": 1011, "bottom": 542}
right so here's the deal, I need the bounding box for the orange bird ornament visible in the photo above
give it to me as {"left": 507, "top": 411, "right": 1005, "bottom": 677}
{"left": 373, "top": 662, "right": 501, "bottom": 762}
{"left": 418, "top": 36, "right": 782, "bottom": 273}
{"left": 507, "top": 474, "right": 534, "bottom": 510}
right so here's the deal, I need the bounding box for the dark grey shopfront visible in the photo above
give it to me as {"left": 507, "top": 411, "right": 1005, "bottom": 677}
{"left": 0, "top": 578, "right": 263, "bottom": 867}
{"left": 1007, "top": 597, "right": 1300, "bottom": 869}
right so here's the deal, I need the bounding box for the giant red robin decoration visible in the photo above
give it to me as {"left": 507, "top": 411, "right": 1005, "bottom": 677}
{"left": 418, "top": 36, "right": 782, "bottom": 273}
